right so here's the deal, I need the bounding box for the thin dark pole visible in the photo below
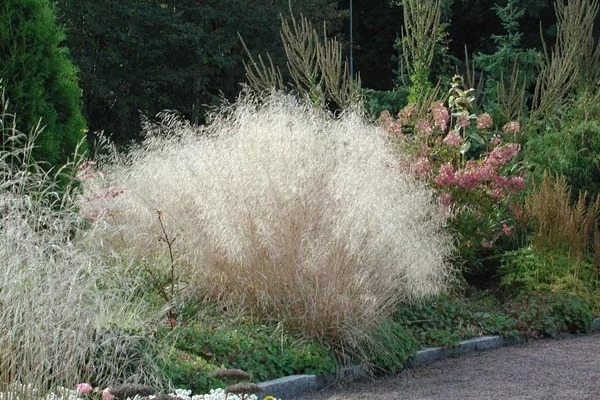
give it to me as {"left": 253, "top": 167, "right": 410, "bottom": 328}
{"left": 349, "top": 0, "right": 354, "bottom": 78}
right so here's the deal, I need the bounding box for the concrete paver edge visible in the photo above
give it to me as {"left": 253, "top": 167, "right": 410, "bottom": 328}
{"left": 258, "top": 318, "right": 600, "bottom": 399}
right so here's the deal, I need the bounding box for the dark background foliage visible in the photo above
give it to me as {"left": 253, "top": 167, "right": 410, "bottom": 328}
{"left": 3, "top": 0, "right": 597, "bottom": 160}
{"left": 54, "top": 0, "right": 345, "bottom": 147}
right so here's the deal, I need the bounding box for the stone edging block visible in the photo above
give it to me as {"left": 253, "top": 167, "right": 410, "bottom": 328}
{"left": 258, "top": 375, "right": 321, "bottom": 400}
{"left": 259, "top": 317, "right": 600, "bottom": 399}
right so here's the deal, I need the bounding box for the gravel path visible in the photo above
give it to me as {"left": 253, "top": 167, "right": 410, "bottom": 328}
{"left": 292, "top": 333, "right": 600, "bottom": 400}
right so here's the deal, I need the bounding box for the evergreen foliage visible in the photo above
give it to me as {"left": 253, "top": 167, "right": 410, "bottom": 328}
{"left": 472, "top": 0, "right": 538, "bottom": 123}
{"left": 525, "top": 93, "right": 600, "bottom": 198}
{"left": 0, "top": 0, "right": 86, "bottom": 167}
{"left": 55, "top": 0, "right": 344, "bottom": 146}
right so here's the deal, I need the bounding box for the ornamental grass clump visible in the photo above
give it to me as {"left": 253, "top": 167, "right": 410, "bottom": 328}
{"left": 85, "top": 92, "right": 454, "bottom": 363}
{"left": 0, "top": 85, "right": 163, "bottom": 399}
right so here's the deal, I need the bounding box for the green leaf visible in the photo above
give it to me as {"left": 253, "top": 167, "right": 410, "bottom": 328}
{"left": 469, "top": 132, "right": 485, "bottom": 145}
{"left": 460, "top": 141, "right": 471, "bottom": 155}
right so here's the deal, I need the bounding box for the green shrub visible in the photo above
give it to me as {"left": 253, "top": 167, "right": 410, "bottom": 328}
{"left": 362, "top": 88, "right": 407, "bottom": 120}
{"left": 394, "top": 294, "right": 516, "bottom": 347}
{"left": 508, "top": 291, "right": 593, "bottom": 338}
{"left": 154, "top": 347, "right": 220, "bottom": 395}
{"left": 509, "top": 293, "right": 560, "bottom": 338}
{"left": 524, "top": 93, "right": 600, "bottom": 199}
{"left": 552, "top": 293, "right": 594, "bottom": 334}
{"left": 163, "top": 318, "right": 337, "bottom": 383}
{"left": 366, "top": 319, "right": 418, "bottom": 373}
{"left": 0, "top": 0, "right": 86, "bottom": 168}
{"left": 500, "top": 246, "right": 597, "bottom": 298}
{"left": 472, "top": 0, "right": 538, "bottom": 124}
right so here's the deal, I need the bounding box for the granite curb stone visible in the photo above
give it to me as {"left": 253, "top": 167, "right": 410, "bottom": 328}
{"left": 258, "top": 317, "right": 600, "bottom": 399}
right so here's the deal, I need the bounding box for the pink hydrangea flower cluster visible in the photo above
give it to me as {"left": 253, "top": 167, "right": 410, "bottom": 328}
{"left": 415, "top": 119, "right": 433, "bottom": 136}
{"left": 378, "top": 110, "right": 402, "bottom": 136}
{"left": 434, "top": 163, "right": 456, "bottom": 187}
{"left": 412, "top": 156, "right": 432, "bottom": 176}
{"left": 431, "top": 101, "right": 450, "bottom": 131}
{"left": 456, "top": 113, "right": 471, "bottom": 128}
{"left": 443, "top": 130, "right": 463, "bottom": 147}
{"left": 378, "top": 101, "right": 526, "bottom": 252}
{"left": 438, "top": 192, "right": 453, "bottom": 207}
{"left": 490, "top": 134, "right": 502, "bottom": 147}
{"left": 476, "top": 113, "right": 493, "bottom": 130}
{"left": 398, "top": 104, "right": 417, "bottom": 125}
{"left": 433, "top": 145, "right": 523, "bottom": 196}
{"left": 502, "top": 121, "right": 520, "bottom": 135}
{"left": 484, "top": 143, "right": 520, "bottom": 168}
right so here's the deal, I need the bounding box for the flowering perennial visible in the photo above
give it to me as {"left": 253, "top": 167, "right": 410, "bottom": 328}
{"left": 380, "top": 95, "right": 526, "bottom": 254}
{"left": 476, "top": 113, "right": 493, "bottom": 130}
{"left": 431, "top": 101, "right": 450, "bottom": 131}
{"left": 502, "top": 121, "right": 520, "bottom": 135}
{"left": 442, "top": 130, "right": 463, "bottom": 147}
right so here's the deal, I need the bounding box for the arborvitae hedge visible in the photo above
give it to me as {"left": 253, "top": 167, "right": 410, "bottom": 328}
{"left": 0, "top": 0, "right": 86, "bottom": 167}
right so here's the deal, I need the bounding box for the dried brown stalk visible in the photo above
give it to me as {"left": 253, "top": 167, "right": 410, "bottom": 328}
{"left": 399, "top": 0, "right": 442, "bottom": 79}
{"left": 531, "top": 0, "right": 599, "bottom": 121}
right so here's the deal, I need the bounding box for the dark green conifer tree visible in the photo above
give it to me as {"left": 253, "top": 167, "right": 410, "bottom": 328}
{"left": 0, "top": 0, "right": 86, "bottom": 167}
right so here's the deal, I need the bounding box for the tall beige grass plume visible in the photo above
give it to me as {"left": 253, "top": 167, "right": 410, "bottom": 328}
{"left": 86, "top": 92, "right": 455, "bottom": 360}
{"left": 0, "top": 84, "right": 164, "bottom": 399}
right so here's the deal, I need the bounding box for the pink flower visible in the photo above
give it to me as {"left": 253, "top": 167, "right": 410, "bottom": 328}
{"left": 76, "top": 383, "right": 93, "bottom": 395}
{"left": 380, "top": 112, "right": 403, "bottom": 137}
{"left": 412, "top": 156, "right": 432, "bottom": 176}
{"left": 493, "top": 175, "right": 509, "bottom": 188}
{"left": 474, "top": 164, "right": 495, "bottom": 182}
{"left": 502, "top": 223, "right": 513, "bottom": 236}
{"left": 398, "top": 104, "right": 417, "bottom": 125}
{"left": 431, "top": 101, "right": 450, "bottom": 131}
{"left": 484, "top": 143, "right": 520, "bottom": 168}
{"left": 502, "top": 121, "right": 520, "bottom": 135}
{"left": 439, "top": 192, "right": 453, "bottom": 207}
{"left": 476, "top": 113, "right": 493, "bottom": 130}
{"left": 456, "top": 113, "right": 471, "bottom": 128}
{"left": 434, "top": 163, "right": 456, "bottom": 187}
{"left": 77, "top": 160, "right": 97, "bottom": 172}
{"left": 490, "top": 134, "right": 502, "bottom": 147}
{"left": 415, "top": 119, "right": 433, "bottom": 136}
{"left": 103, "top": 388, "right": 115, "bottom": 400}
{"left": 378, "top": 110, "right": 392, "bottom": 129}
{"left": 443, "top": 130, "right": 463, "bottom": 147}
{"left": 379, "top": 110, "right": 392, "bottom": 122}
{"left": 507, "top": 176, "right": 525, "bottom": 192}
{"left": 456, "top": 170, "right": 479, "bottom": 189}
{"left": 491, "top": 187, "right": 504, "bottom": 198}
{"left": 387, "top": 121, "right": 403, "bottom": 136}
